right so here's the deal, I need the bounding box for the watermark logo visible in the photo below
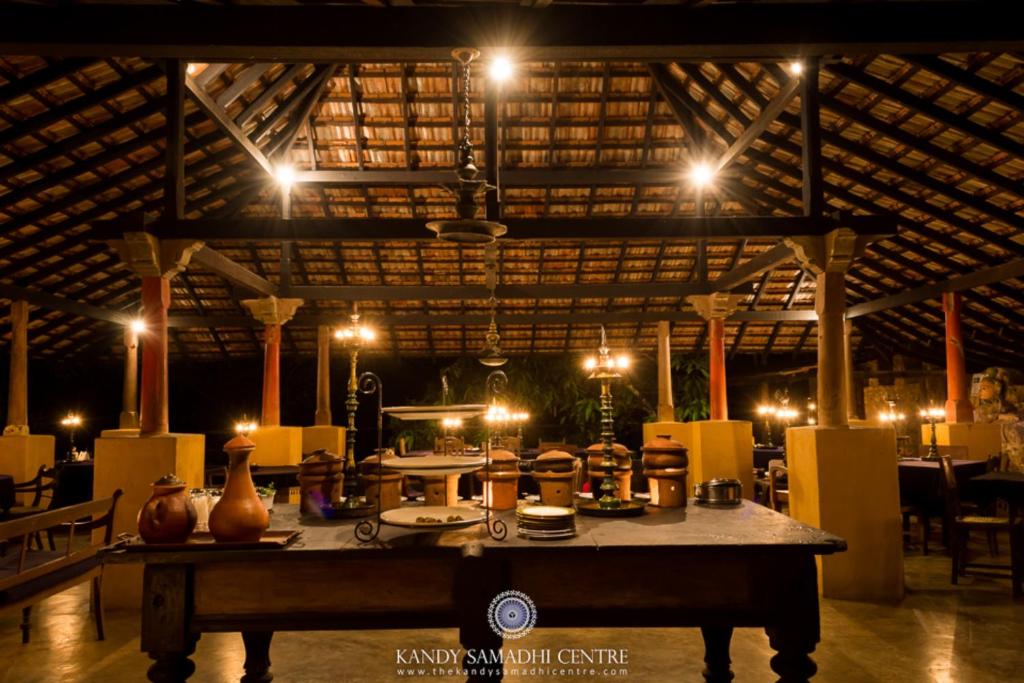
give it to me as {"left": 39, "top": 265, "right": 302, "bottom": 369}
{"left": 487, "top": 590, "right": 537, "bottom": 640}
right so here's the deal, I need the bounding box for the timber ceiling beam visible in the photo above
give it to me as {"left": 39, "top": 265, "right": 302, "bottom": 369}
{"left": 710, "top": 243, "right": 795, "bottom": 292}
{"left": 184, "top": 72, "right": 274, "bottom": 175}
{"left": 0, "top": 283, "right": 132, "bottom": 325}
{"left": 1, "top": 3, "right": 1021, "bottom": 61}
{"left": 846, "top": 257, "right": 1024, "bottom": 319}
{"left": 190, "top": 246, "right": 277, "bottom": 297}
{"left": 89, "top": 215, "right": 897, "bottom": 242}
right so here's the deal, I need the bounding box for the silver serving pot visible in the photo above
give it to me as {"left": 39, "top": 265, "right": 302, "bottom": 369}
{"left": 693, "top": 478, "right": 742, "bottom": 506}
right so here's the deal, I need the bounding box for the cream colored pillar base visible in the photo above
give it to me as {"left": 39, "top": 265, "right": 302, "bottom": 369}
{"left": 646, "top": 420, "right": 754, "bottom": 499}
{"left": 249, "top": 426, "right": 304, "bottom": 466}
{"left": 0, "top": 434, "right": 55, "bottom": 503}
{"left": 93, "top": 433, "right": 205, "bottom": 608}
{"left": 787, "top": 425, "right": 903, "bottom": 601}
{"left": 302, "top": 425, "right": 346, "bottom": 456}
{"left": 100, "top": 428, "right": 141, "bottom": 438}
{"left": 921, "top": 422, "right": 1002, "bottom": 460}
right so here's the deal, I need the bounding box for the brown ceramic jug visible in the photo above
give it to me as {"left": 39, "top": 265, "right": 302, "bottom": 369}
{"left": 209, "top": 435, "right": 270, "bottom": 543}
{"left": 137, "top": 474, "right": 196, "bottom": 544}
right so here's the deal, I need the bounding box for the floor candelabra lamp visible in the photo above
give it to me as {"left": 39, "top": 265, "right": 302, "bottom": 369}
{"left": 920, "top": 406, "right": 945, "bottom": 460}
{"left": 756, "top": 404, "right": 777, "bottom": 447}
{"left": 334, "top": 307, "right": 377, "bottom": 517}
{"left": 576, "top": 327, "right": 644, "bottom": 517}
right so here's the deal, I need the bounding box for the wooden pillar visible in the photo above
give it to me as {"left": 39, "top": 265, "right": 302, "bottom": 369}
{"left": 261, "top": 325, "right": 282, "bottom": 427}
{"left": 139, "top": 277, "right": 170, "bottom": 436}
{"left": 315, "top": 325, "right": 332, "bottom": 426}
{"left": 4, "top": 300, "right": 29, "bottom": 435}
{"left": 111, "top": 232, "right": 204, "bottom": 437}
{"left": 843, "top": 319, "right": 858, "bottom": 420}
{"left": 708, "top": 318, "right": 728, "bottom": 420}
{"left": 656, "top": 321, "right": 674, "bottom": 421}
{"left": 687, "top": 293, "right": 742, "bottom": 422}
{"left": 942, "top": 292, "right": 973, "bottom": 423}
{"left": 119, "top": 324, "right": 140, "bottom": 429}
{"left": 242, "top": 297, "right": 304, "bottom": 429}
{"left": 815, "top": 271, "right": 847, "bottom": 428}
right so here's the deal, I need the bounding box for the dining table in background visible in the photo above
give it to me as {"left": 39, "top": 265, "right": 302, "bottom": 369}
{"left": 970, "top": 471, "right": 1024, "bottom": 520}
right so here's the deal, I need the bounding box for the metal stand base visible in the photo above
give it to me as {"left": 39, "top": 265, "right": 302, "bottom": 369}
{"left": 333, "top": 500, "right": 377, "bottom": 518}
{"left": 575, "top": 500, "right": 646, "bottom": 517}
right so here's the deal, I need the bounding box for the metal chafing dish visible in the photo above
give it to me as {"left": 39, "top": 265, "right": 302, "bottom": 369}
{"left": 693, "top": 478, "right": 743, "bottom": 506}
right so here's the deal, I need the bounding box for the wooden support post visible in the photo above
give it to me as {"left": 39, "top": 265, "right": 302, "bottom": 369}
{"left": 815, "top": 271, "right": 847, "bottom": 428}
{"left": 139, "top": 277, "right": 170, "bottom": 436}
{"left": 687, "top": 293, "right": 743, "bottom": 422}
{"left": 942, "top": 292, "right": 974, "bottom": 423}
{"left": 708, "top": 317, "right": 728, "bottom": 420}
{"left": 800, "top": 57, "right": 824, "bottom": 218}
{"left": 261, "top": 324, "right": 282, "bottom": 427}
{"left": 110, "top": 232, "right": 204, "bottom": 437}
{"left": 315, "top": 325, "right": 332, "bottom": 426}
{"left": 843, "top": 319, "right": 858, "bottom": 420}
{"left": 119, "top": 324, "right": 140, "bottom": 429}
{"left": 4, "top": 300, "right": 29, "bottom": 435}
{"left": 656, "top": 320, "right": 674, "bottom": 422}
{"left": 241, "top": 297, "right": 304, "bottom": 428}
{"left": 164, "top": 59, "right": 186, "bottom": 221}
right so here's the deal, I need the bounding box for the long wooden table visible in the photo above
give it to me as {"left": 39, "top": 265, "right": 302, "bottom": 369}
{"left": 105, "top": 501, "right": 845, "bottom": 682}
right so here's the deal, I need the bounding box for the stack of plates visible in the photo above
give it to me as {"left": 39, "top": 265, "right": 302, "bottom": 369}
{"left": 516, "top": 505, "right": 576, "bottom": 540}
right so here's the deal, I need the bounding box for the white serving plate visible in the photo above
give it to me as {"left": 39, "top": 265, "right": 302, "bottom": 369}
{"left": 517, "top": 505, "right": 576, "bottom": 520}
{"left": 380, "top": 506, "right": 485, "bottom": 530}
{"left": 380, "top": 455, "right": 485, "bottom": 476}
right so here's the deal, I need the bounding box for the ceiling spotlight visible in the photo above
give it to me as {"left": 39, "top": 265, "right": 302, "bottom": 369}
{"left": 789, "top": 61, "right": 804, "bottom": 76}
{"left": 489, "top": 56, "right": 514, "bottom": 82}
{"left": 130, "top": 318, "right": 146, "bottom": 334}
{"left": 274, "top": 164, "right": 295, "bottom": 189}
{"left": 689, "top": 162, "right": 715, "bottom": 188}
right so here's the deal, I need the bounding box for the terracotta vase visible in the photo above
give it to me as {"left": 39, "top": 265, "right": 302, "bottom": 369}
{"left": 137, "top": 474, "right": 196, "bottom": 544}
{"left": 531, "top": 449, "right": 577, "bottom": 507}
{"left": 298, "top": 448, "right": 345, "bottom": 515}
{"left": 642, "top": 435, "right": 689, "bottom": 508}
{"left": 209, "top": 435, "right": 270, "bottom": 543}
{"left": 359, "top": 455, "right": 403, "bottom": 512}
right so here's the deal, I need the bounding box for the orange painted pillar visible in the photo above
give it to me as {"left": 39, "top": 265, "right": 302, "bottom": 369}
{"left": 942, "top": 292, "right": 973, "bottom": 423}
{"left": 708, "top": 317, "right": 728, "bottom": 420}
{"left": 261, "top": 324, "right": 282, "bottom": 427}
{"left": 139, "top": 276, "right": 170, "bottom": 436}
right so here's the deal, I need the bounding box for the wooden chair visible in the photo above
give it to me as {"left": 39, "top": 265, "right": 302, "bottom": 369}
{"left": 495, "top": 436, "right": 521, "bottom": 453}
{"left": 938, "top": 455, "right": 1023, "bottom": 597}
{"left": 0, "top": 490, "right": 122, "bottom": 643}
{"left": 6, "top": 465, "right": 56, "bottom": 517}
{"left": 768, "top": 462, "right": 789, "bottom": 513}
{"left": 434, "top": 436, "right": 465, "bottom": 455}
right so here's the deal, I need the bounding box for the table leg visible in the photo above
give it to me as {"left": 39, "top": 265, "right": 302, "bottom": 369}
{"left": 700, "top": 626, "right": 734, "bottom": 682}
{"left": 146, "top": 636, "right": 198, "bottom": 683}
{"left": 142, "top": 564, "right": 198, "bottom": 683}
{"left": 765, "top": 626, "right": 817, "bottom": 683}
{"left": 457, "top": 546, "right": 504, "bottom": 682}
{"left": 241, "top": 631, "right": 274, "bottom": 682}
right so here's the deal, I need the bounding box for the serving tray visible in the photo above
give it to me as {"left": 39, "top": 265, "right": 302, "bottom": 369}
{"left": 123, "top": 529, "right": 301, "bottom": 552}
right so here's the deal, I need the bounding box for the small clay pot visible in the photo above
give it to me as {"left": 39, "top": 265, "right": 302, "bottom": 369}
{"left": 644, "top": 467, "right": 688, "bottom": 508}
{"left": 532, "top": 449, "right": 575, "bottom": 473}
{"left": 476, "top": 470, "right": 520, "bottom": 510}
{"left": 209, "top": 436, "right": 270, "bottom": 543}
{"left": 422, "top": 473, "right": 460, "bottom": 507}
{"left": 642, "top": 435, "right": 689, "bottom": 470}
{"left": 138, "top": 474, "right": 196, "bottom": 544}
{"left": 483, "top": 448, "right": 519, "bottom": 473}
{"left": 360, "top": 472, "right": 404, "bottom": 511}
{"left": 533, "top": 469, "right": 576, "bottom": 507}
{"left": 299, "top": 449, "right": 345, "bottom": 515}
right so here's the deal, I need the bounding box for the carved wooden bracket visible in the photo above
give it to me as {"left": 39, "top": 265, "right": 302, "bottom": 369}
{"left": 241, "top": 296, "right": 304, "bottom": 327}
{"left": 686, "top": 292, "right": 745, "bottom": 321}
{"left": 785, "top": 226, "right": 866, "bottom": 275}
{"left": 110, "top": 232, "right": 204, "bottom": 279}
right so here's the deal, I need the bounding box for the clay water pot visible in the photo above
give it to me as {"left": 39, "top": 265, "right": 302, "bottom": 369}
{"left": 138, "top": 474, "right": 196, "bottom": 544}
{"left": 644, "top": 468, "right": 689, "bottom": 507}
{"left": 359, "top": 455, "right": 403, "bottom": 511}
{"left": 298, "top": 449, "right": 344, "bottom": 515}
{"left": 586, "top": 442, "right": 633, "bottom": 501}
{"left": 475, "top": 448, "right": 521, "bottom": 510}
{"left": 642, "top": 435, "right": 689, "bottom": 470}
{"left": 422, "top": 473, "right": 460, "bottom": 507}
{"left": 532, "top": 450, "right": 577, "bottom": 507}
{"left": 209, "top": 435, "right": 270, "bottom": 543}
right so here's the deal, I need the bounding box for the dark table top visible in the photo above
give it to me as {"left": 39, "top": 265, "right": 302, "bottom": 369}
{"left": 898, "top": 458, "right": 987, "bottom": 470}
{"left": 970, "top": 471, "right": 1024, "bottom": 504}
{"left": 108, "top": 500, "right": 846, "bottom": 565}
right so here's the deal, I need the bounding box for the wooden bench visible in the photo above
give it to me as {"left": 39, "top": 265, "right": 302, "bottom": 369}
{"left": 0, "top": 490, "right": 122, "bottom": 644}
